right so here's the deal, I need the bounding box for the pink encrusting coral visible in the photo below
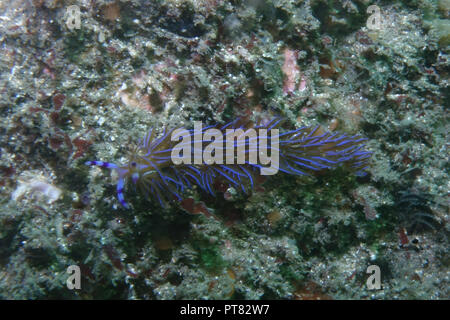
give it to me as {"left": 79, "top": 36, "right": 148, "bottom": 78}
{"left": 282, "top": 48, "right": 306, "bottom": 95}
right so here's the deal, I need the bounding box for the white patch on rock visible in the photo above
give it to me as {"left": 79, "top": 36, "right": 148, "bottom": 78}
{"left": 11, "top": 171, "right": 62, "bottom": 204}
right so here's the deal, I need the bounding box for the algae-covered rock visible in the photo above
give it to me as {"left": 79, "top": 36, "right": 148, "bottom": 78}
{"left": 0, "top": 0, "right": 448, "bottom": 300}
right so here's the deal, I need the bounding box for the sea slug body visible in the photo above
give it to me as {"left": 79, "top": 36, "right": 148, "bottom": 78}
{"left": 86, "top": 118, "right": 371, "bottom": 208}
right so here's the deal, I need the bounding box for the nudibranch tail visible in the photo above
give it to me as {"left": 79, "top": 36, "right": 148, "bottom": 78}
{"left": 277, "top": 125, "right": 372, "bottom": 177}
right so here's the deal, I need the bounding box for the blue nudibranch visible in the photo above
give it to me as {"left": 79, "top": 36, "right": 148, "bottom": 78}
{"left": 86, "top": 118, "right": 371, "bottom": 208}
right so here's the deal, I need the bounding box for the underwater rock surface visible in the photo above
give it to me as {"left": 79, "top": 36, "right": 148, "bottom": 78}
{"left": 0, "top": 0, "right": 448, "bottom": 299}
